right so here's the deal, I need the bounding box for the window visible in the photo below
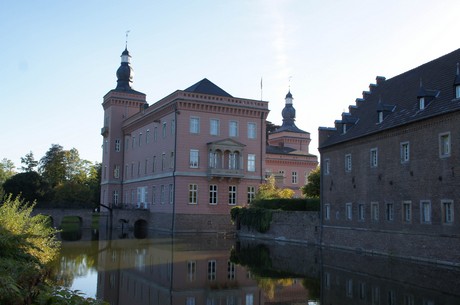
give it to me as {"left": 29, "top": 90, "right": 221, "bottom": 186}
{"left": 144, "top": 159, "right": 148, "bottom": 174}
{"left": 439, "top": 132, "right": 451, "bottom": 157}
{"left": 139, "top": 133, "right": 142, "bottom": 146}
{"left": 401, "top": 142, "right": 410, "bottom": 163}
{"left": 113, "top": 190, "right": 119, "bottom": 206}
{"left": 378, "top": 111, "right": 383, "bottom": 123}
{"left": 292, "top": 171, "right": 298, "bottom": 184}
{"left": 153, "top": 126, "right": 158, "bottom": 142}
{"left": 456, "top": 85, "right": 460, "bottom": 99}
{"left": 371, "top": 202, "right": 379, "bottom": 222}
{"left": 171, "top": 119, "right": 175, "bottom": 135}
{"left": 210, "top": 119, "right": 219, "bottom": 136}
{"left": 227, "top": 261, "right": 235, "bottom": 280}
{"left": 209, "top": 151, "right": 221, "bottom": 169}
{"left": 402, "top": 201, "right": 411, "bottom": 223}
{"left": 152, "top": 156, "right": 156, "bottom": 173}
{"left": 228, "top": 185, "right": 237, "bottom": 205}
{"left": 162, "top": 122, "right": 167, "bottom": 138}
{"left": 404, "top": 294, "right": 414, "bottom": 305}
{"left": 371, "top": 286, "right": 380, "bottom": 305}
{"left": 245, "top": 294, "right": 254, "bottom": 305}
{"left": 169, "top": 184, "right": 173, "bottom": 204}
{"left": 160, "top": 185, "right": 165, "bottom": 204}
{"left": 137, "top": 161, "right": 141, "bottom": 176}
{"left": 345, "top": 154, "right": 352, "bottom": 172}
{"left": 187, "top": 261, "right": 196, "bottom": 282}
{"left": 346, "top": 278, "right": 353, "bottom": 297}
{"left": 161, "top": 153, "right": 166, "bottom": 171}
{"left": 190, "top": 117, "right": 200, "bottom": 134}
{"left": 229, "top": 153, "right": 238, "bottom": 169}
{"left": 442, "top": 200, "right": 454, "bottom": 224}
{"left": 186, "top": 297, "right": 195, "bottom": 305}
{"left": 170, "top": 152, "right": 174, "bottom": 169}
{"left": 115, "top": 139, "right": 121, "bottom": 152}
{"left": 358, "top": 203, "right": 365, "bottom": 221}
{"left": 346, "top": 203, "right": 352, "bottom": 220}
{"left": 209, "top": 184, "right": 218, "bottom": 205}
{"left": 189, "top": 184, "right": 198, "bottom": 204}
{"left": 386, "top": 203, "right": 394, "bottom": 221}
{"left": 152, "top": 186, "right": 156, "bottom": 204}
{"left": 421, "top": 201, "right": 431, "bottom": 223}
{"left": 342, "top": 123, "right": 347, "bottom": 134}
{"left": 114, "top": 165, "right": 120, "bottom": 178}
{"left": 132, "top": 136, "right": 135, "bottom": 148}
{"left": 189, "top": 149, "right": 199, "bottom": 168}
{"left": 229, "top": 121, "right": 238, "bottom": 137}
{"left": 419, "top": 97, "right": 425, "bottom": 110}
{"left": 247, "top": 186, "right": 255, "bottom": 204}
{"left": 370, "top": 148, "right": 378, "bottom": 168}
{"left": 207, "top": 260, "right": 216, "bottom": 281}
{"left": 247, "top": 154, "right": 256, "bottom": 172}
{"left": 247, "top": 122, "right": 256, "bottom": 139}
{"left": 324, "top": 159, "right": 330, "bottom": 175}
{"left": 325, "top": 204, "right": 331, "bottom": 220}
{"left": 146, "top": 129, "right": 150, "bottom": 143}
{"left": 125, "top": 164, "right": 128, "bottom": 178}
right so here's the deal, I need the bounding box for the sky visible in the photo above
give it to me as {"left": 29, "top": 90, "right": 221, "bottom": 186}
{"left": 2, "top": 0, "right": 460, "bottom": 170}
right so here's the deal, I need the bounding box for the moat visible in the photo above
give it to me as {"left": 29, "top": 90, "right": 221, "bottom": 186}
{"left": 52, "top": 229, "right": 460, "bottom": 305}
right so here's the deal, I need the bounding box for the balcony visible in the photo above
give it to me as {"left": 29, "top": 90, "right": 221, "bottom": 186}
{"left": 207, "top": 167, "right": 244, "bottom": 179}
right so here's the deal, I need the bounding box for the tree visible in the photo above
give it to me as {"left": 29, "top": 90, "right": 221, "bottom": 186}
{"left": 2, "top": 171, "right": 50, "bottom": 204}
{"left": 21, "top": 151, "right": 38, "bottom": 172}
{"left": 0, "top": 158, "right": 15, "bottom": 185}
{"left": 39, "top": 144, "right": 66, "bottom": 187}
{"left": 255, "top": 175, "right": 294, "bottom": 200}
{"left": 302, "top": 166, "right": 320, "bottom": 198}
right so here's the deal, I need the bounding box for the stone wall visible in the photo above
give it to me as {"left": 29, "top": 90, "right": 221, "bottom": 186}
{"left": 237, "top": 211, "right": 320, "bottom": 245}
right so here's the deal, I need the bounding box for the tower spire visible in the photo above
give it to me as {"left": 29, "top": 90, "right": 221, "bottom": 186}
{"left": 125, "top": 30, "right": 130, "bottom": 49}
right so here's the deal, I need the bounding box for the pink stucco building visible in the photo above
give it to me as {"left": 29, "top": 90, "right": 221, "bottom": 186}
{"left": 100, "top": 48, "right": 317, "bottom": 232}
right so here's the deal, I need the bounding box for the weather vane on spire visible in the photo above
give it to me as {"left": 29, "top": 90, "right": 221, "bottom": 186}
{"left": 288, "top": 76, "right": 292, "bottom": 90}
{"left": 125, "top": 30, "right": 131, "bottom": 48}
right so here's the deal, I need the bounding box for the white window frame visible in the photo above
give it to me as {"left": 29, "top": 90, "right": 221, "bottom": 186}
{"left": 400, "top": 142, "right": 410, "bottom": 163}
{"left": 113, "top": 190, "right": 119, "bottom": 206}
{"left": 162, "top": 122, "right": 167, "bottom": 138}
{"left": 402, "top": 201, "right": 411, "bottom": 223}
{"left": 325, "top": 204, "right": 331, "bottom": 221}
{"left": 228, "top": 185, "right": 237, "bottom": 205}
{"left": 439, "top": 132, "right": 451, "bottom": 158}
{"left": 207, "top": 260, "right": 216, "bottom": 281}
{"left": 187, "top": 261, "right": 196, "bottom": 282}
{"left": 189, "top": 184, "right": 198, "bottom": 205}
{"left": 370, "top": 148, "right": 378, "bottom": 168}
{"left": 227, "top": 261, "right": 236, "bottom": 280}
{"left": 210, "top": 119, "right": 220, "bottom": 136}
{"left": 189, "top": 149, "right": 199, "bottom": 168}
{"left": 229, "top": 121, "right": 238, "bottom": 137}
{"left": 371, "top": 202, "right": 379, "bottom": 222}
{"left": 324, "top": 159, "right": 330, "bottom": 175}
{"left": 456, "top": 85, "right": 460, "bottom": 99}
{"left": 247, "top": 186, "right": 255, "bottom": 204}
{"left": 386, "top": 202, "right": 394, "bottom": 221}
{"left": 345, "top": 154, "right": 352, "bottom": 172}
{"left": 292, "top": 171, "right": 298, "bottom": 184}
{"left": 113, "top": 165, "right": 120, "bottom": 178}
{"left": 152, "top": 186, "right": 156, "bottom": 204}
{"left": 346, "top": 203, "right": 352, "bottom": 220}
{"left": 442, "top": 199, "right": 454, "bottom": 224}
{"left": 378, "top": 111, "right": 383, "bottom": 123}
{"left": 358, "top": 203, "right": 365, "bottom": 221}
{"left": 190, "top": 117, "right": 200, "bottom": 134}
{"left": 247, "top": 122, "right": 256, "bottom": 139}
{"left": 160, "top": 185, "right": 165, "bottom": 204}
{"left": 209, "top": 184, "right": 218, "bottom": 205}
{"left": 247, "top": 154, "right": 256, "bottom": 172}
{"left": 420, "top": 200, "right": 431, "bottom": 224}
{"left": 419, "top": 97, "right": 425, "bottom": 110}
{"left": 115, "top": 139, "right": 121, "bottom": 152}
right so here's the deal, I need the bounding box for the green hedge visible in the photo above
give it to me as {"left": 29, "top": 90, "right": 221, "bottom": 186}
{"left": 231, "top": 207, "right": 273, "bottom": 233}
{"left": 250, "top": 198, "right": 320, "bottom": 211}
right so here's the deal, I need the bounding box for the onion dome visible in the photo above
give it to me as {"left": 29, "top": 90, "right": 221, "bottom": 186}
{"left": 116, "top": 48, "right": 134, "bottom": 90}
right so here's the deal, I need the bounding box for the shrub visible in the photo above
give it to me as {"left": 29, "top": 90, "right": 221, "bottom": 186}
{"left": 251, "top": 198, "right": 320, "bottom": 211}
{"left": 231, "top": 207, "right": 273, "bottom": 233}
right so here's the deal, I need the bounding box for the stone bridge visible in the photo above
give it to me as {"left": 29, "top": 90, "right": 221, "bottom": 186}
{"left": 32, "top": 208, "right": 151, "bottom": 231}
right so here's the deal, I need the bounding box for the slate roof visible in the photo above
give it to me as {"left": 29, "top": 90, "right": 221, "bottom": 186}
{"left": 266, "top": 145, "right": 316, "bottom": 157}
{"left": 320, "top": 48, "right": 460, "bottom": 149}
{"left": 184, "top": 78, "right": 233, "bottom": 97}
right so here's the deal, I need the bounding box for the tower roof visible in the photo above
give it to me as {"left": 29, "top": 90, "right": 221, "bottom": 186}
{"left": 272, "top": 90, "right": 308, "bottom": 134}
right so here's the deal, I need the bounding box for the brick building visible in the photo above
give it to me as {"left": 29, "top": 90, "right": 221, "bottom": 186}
{"left": 100, "top": 48, "right": 317, "bottom": 232}
{"left": 266, "top": 91, "right": 318, "bottom": 197}
{"left": 318, "top": 49, "right": 460, "bottom": 265}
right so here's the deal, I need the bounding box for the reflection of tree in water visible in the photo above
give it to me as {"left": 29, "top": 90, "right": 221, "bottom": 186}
{"left": 48, "top": 241, "right": 99, "bottom": 287}
{"left": 230, "top": 242, "right": 320, "bottom": 300}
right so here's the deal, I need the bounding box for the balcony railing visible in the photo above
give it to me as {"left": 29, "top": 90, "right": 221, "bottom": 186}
{"left": 207, "top": 167, "right": 244, "bottom": 179}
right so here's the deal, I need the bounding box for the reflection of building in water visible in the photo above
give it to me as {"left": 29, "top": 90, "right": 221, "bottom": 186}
{"left": 96, "top": 236, "right": 261, "bottom": 305}
{"left": 321, "top": 247, "right": 460, "bottom": 305}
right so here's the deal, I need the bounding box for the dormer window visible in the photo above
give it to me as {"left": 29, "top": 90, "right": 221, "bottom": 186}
{"left": 456, "top": 85, "right": 460, "bottom": 99}
{"left": 419, "top": 97, "right": 425, "bottom": 110}
{"left": 342, "top": 123, "right": 347, "bottom": 134}
{"left": 378, "top": 111, "right": 383, "bottom": 123}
